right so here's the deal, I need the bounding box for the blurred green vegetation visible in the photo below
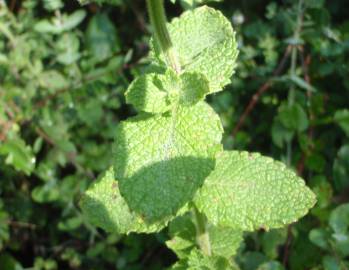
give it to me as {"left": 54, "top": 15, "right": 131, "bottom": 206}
{"left": 0, "top": 0, "right": 348, "bottom": 269}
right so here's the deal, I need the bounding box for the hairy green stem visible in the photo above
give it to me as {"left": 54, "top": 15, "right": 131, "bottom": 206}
{"left": 146, "top": 0, "right": 181, "bottom": 73}
{"left": 193, "top": 205, "right": 212, "bottom": 256}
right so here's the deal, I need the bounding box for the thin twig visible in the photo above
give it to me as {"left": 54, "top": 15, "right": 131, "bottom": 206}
{"left": 0, "top": 106, "right": 15, "bottom": 141}
{"left": 130, "top": 1, "right": 148, "bottom": 33}
{"left": 232, "top": 45, "right": 292, "bottom": 136}
{"left": 35, "top": 127, "right": 95, "bottom": 179}
{"left": 8, "top": 220, "right": 36, "bottom": 230}
{"left": 35, "top": 55, "right": 127, "bottom": 109}
{"left": 9, "top": 0, "right": 16, "bottom": 11}
{"left": 282, "top": 225, "right": 293, "bottom": 266}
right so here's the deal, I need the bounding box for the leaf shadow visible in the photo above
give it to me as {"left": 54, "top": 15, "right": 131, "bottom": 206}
{"left": 114, "top": 119, "right": 215, "bottom": 222}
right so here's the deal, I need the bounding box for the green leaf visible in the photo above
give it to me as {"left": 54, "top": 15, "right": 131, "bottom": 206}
{"left": 166, "top": 214, "right": 243, "bottom": 259}
{"left": 322, "top": 256, "right": 341, "bottom": 270}
{"left": 334, "top": 109, "right": 349, "bottom": 137}
{"left": 333, "top": 144, "right": 349, "bottom": 191}
{"left": 56, "top": 33, "right": 81, "bottom": 65}
{"left": 187, "top": 249, "right": 233, "bottom": 269}
{"left": 276, "top": 75, "right": 317, "bottom": 92}
{"left": 34, "top": 20, "right": 60, "bottom": 33}
{"left": 167, "top": 236, "right": 195, "bottom": 259}
{"left": 262, "top": 229, "right": 287, "bottom": 259}
{"left": 195, "top": 151, "right": 316, "bottom": 231}
{"left": 34, "top": 10, "right": 86, "bottom": 34}
{"left": 329, "top": 203, "right": 349, "bottom": 235}
{"left": 309, "top": 228, "right": 330, "bottom": 250}
{"left": 288, "top": 75, "right": 317, "bottom": 92}
{"left": 208, "top": 226, "right": 243, "bottom": 258}
{"left": 39, "top": 70, "right": 69, "bottom": 91}
{"left": 61, "top": 10, "right": 87, "bottom": 31}
{"left": 86, "top": 13, "right": 121, "bottom": 62}
{"left": 271, "top": 118, "right": 294, "bottom": 148}
{"left": 31, "top": 181, "right": 60, "bottom": 203}
{"left": 240, "top": 252, "right": 268, "bottom": 270}
{"left": 80, "top": 167, "right": 172, "bottom": 234}
{"left": 42, "top": 0, "right": 63, "bottom": 11}
{"left": 114, "top": 102, "right": 223, "bottom": 221}
{"left": 166, "top": 214, "right": 196, "bottom": 258}
{"left": 58, "top": 216, "right": 83, "bottom": 231}
{"left": 278, "top": 103, "right": 309, "bottom": 132}
{"left": 151, "top": 6, "right": 238, "bottom": 93}
{"left": 309, "top": 175, "right": 333, "bottom": 208}
{"left": 125, "top": 69, "right": 209, "bottom": 113}
{"left": 305, "top": 153, "right": 326, "bottom": 173}
{"left": 125, "top": 73, "right": 170, "bottom": 114}
{"left": 0, "top": 253, "right": 23, "bottom": 270}
{"left": 257, "top": 261, "right": 285, "bottom": 270}
{"left": 0, "top": 138, "right": 35, "bottom": 175}
{"left": 179, "top": 72, "right": 210, "bottom": 106}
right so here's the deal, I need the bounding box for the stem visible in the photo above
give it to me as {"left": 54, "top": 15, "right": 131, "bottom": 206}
{"left": 193, "top": 205, "right": 212, "bottom": 256}
{"left": 288, "top": 0, "right": 303, "bottom": 107}
{"left": 286, "top": 0, "right": 304, "bottom": 166}
{"left": 146, "top": 0, "right": 181, "bottom": 73}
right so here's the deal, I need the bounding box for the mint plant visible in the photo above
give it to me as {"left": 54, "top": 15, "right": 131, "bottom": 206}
{"left": 80, "top": 0, "right": 316, "bottom": 268}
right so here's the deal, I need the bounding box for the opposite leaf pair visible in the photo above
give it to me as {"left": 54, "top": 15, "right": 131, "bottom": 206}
{"left": 126, "top": 69, "right": 209, "bottom": 114}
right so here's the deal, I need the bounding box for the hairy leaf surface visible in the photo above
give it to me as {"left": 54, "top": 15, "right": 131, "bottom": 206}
{"left": 195, "top": 151, "right": 316, "bottom": 231}
{"left": 80, "top": 168, "right": 170, "bottom": 234}
{"left": 151, "top": 6, "right": 238, "bottom": 93}
{"left": 114, "top": 102, "right": 223, "bottom": 221}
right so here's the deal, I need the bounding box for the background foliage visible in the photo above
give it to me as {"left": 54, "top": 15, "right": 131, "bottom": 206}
{"left": 0, "top": 0, "right": 348, "bottom": 269}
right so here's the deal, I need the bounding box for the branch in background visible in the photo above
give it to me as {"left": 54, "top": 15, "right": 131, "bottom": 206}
{"left": 232, "top": 45, "right": 292, "bottom": 136}
{"left": 7, "top": 220, "right": 36, "bottom": 230}
{"left": 0, "top": 105, "right": 16, "bottom": 141}
{"left": 35, "top": 127, "right": 95, "bottom": 179}
{"left": 34, "top": 61, "right": 126, "bottom": 109}
{"left": 130, "top": 1, "right": 148, "bottom": 33}
{"left": 9, "top": 0, "right": 16, "bottom": 12}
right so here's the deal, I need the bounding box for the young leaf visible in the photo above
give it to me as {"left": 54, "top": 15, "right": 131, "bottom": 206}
{"left": 334, "top": 109, "right": 349, "bottom": 137}
{"left": 80, "top": 167, "right": 174, "bottom": 234}
{"left": 0, "top": 138, "right": 35, "bottom": 175}
{"left": 179, "top": 72, "right": 209, "bottom": 106}
{"left": 125, "top": 69, "right": 209, "bottom": 113}
{"left": 186, "top": 249, "right": 234, "bottom": 269}
{"left": 208, "top": 226, "right": 243, "bottom": 259}
{"left": 166, "top": 214, "right": 243, "bottom": 259}
{"left": 114, "top": 102, "right": 223, "bottom": 221}
{"left": 195, "top": 151, "right": 316, "bottom": 231}
{"left": 125, "top": 73, "right": 170, "bottom": 114}
{"left": 151, "top": 6, "right": 238, "bottom": 93}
